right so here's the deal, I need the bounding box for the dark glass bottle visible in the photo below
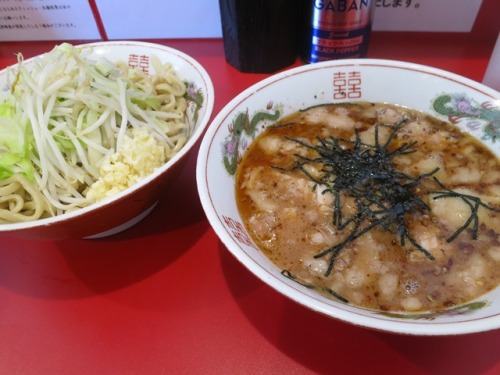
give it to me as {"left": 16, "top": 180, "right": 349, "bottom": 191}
{"left": 219, "top": 0, "right": 300, "bottom": 73}
{"left": 300, "top": 0, "right": 375, "bottom": 63}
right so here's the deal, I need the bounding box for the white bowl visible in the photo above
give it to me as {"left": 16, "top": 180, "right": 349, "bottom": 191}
{"left": 196, "top": 58, "right": 500, "bottom": 335}
{"left": 0, "top": 41, "right": 214, "bottom": 240}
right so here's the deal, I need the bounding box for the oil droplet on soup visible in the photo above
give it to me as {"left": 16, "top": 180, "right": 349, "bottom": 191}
{"left": 235, "top": 102, "right": 500, "bottom": 313}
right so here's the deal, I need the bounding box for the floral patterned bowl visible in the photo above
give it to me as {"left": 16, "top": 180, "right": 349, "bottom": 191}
{"left": 196, "top": 58, "right": 500, "bottom": 335}
{"left": 0, "top": 41, "right": 214, "bottom": 240}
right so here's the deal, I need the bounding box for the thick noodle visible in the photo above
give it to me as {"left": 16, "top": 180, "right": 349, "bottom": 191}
{"left": 0, "top": 175, "right": 51, "bottom": 222}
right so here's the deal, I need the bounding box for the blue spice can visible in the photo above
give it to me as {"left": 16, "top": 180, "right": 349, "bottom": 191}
{"left": 300, "top": 0, "right": 375, "bottom": 63}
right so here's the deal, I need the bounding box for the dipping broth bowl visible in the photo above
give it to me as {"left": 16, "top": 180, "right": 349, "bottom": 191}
{"left": 196, "top": 59, "right": 500, "bottom": 335}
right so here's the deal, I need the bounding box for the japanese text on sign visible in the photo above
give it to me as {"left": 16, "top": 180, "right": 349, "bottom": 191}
{"left": 372, "top": 0, "right": 482, "bottom": 32}
{"left": 376, "top": 0, "right": 417, "bottom": 8}
{"left": 0, "top": 0, "right": 100, "bottom": 41}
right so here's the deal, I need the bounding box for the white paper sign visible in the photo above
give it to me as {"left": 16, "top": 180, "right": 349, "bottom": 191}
{"left": 0, "top": 0, "right": 101, "bottom": 41}
{"left": 372, "top": 0, "right": 483, "bottom": 32}
{"left": 94, "top": 0, "right": 222, "bottom": 40}
{"left": 483, "top": 33, "right": 500, "bottom": 91}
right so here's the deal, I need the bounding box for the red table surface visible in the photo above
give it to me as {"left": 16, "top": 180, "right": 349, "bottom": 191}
{"left": 0, "top": 34, "right": 499, "bottom": 374}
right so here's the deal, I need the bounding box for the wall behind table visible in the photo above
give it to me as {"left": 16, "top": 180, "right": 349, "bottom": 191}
{"left": 0, "top": 0, "right": 498, "bottom": 42}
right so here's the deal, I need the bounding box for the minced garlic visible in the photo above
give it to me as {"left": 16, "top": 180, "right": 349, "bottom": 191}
{"left": 86, "top": 128, "right": 165, "bottom": 201}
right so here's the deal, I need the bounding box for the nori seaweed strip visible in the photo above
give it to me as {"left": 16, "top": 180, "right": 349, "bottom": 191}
{"left": 430, "top": 177, "right": 500, "bottom": 242}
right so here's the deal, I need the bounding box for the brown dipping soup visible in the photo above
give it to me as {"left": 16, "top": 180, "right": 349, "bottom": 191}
{"left": 235, "top": 102, "right": 500, "bottom": 312}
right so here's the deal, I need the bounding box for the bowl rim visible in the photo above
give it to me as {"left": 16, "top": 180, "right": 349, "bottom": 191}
{"left": 0, "top": 40, "right": 215, "bottom": 233}
{"left": 196, "top": 58, "right": 500, "bottom": 335}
